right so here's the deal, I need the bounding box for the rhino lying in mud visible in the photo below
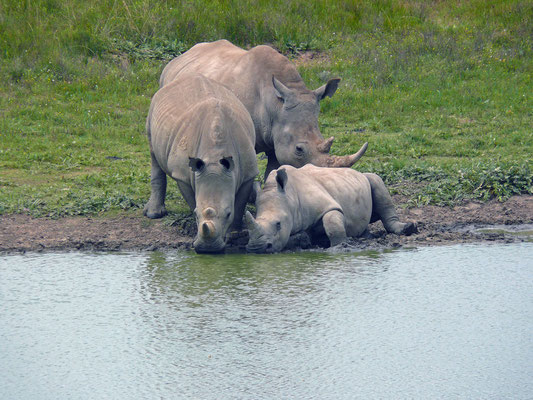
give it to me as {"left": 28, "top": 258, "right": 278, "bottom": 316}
{"left": 246, "top": 165, "right": 417, "bottom": 253}
{"left": 159, "top": 39, "right": 367, "bottom": 177}
{"left": 144, "top": 73, "right": 259, "bottom": 253}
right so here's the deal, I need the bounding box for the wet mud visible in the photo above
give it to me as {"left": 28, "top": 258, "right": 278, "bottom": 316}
{"left": 1, "top": 195, "right": 531, "bottom": 254}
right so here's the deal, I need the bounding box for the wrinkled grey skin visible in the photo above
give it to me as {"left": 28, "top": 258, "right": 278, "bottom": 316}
{"left": 144, "top": 73, "right": 259, "bottom": 253}
{"left": 160, "top": 40, "right": 367, "bottom": 178}
{"left": 246, "top": 165, "right": 417, "bottom": 253}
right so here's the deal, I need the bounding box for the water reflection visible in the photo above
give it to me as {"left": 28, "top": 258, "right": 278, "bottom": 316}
{"left": 142, "top": 250, "right": 389, "bottom": 300}
{"left": 138, "top": 249, "right": 392, "bottom": 362}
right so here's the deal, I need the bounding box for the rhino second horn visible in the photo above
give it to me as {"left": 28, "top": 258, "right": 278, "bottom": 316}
{"left": 202, "top": 207, "right": 216, "bottom": 219}
{"left": 317, "top": 136, "right": 334, "bottom": 153}
{"left": 201, "top": 221, "right": 216, "bottom": 239}
{"left": 324, "top": 142, "right": 368, "bottom": 168}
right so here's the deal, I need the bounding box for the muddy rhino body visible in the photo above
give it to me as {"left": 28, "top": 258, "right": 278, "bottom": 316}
{"left": 144, "top": 73, "right": 259, "bottom": 253}
{"left": 246, "top": 165, "right": 416, "bottom": 253}
{"left": 159, "top": 40, "right": 366, "bottom": 177}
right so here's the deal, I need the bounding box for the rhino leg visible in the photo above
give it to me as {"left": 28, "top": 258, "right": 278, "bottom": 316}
{"left": 364, "top": 173, "right": 417, "bottom": 235}
{"left": 231, "top": 178, "right": 254, "bottom": 231}
{"left": 322, "top": 209, "right": 348, "bottom": 246}
{"left": 264, "top": 152, "right": 281, "bottom": 181}
{"left": 176, "top": 180, "right": 196, "bottom": 211}
{"left": 247, "top": 181, "right": 261, "bottom": 204}
{"left": 144, "top": 152, "right": 168, "bottom": 219}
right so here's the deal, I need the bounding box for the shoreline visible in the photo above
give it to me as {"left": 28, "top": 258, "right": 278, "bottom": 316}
{"left": 1, "top": 195, "right": 531, "bottom": 254}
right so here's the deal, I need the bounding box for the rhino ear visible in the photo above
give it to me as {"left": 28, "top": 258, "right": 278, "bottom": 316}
{"left": 275, "top": 168, "right": 288, "bottom": 192}
{"left": 219, "top": 156, "right": 234, "bottom": 172}
{"left": 272, "top": 76, "right": 293, "bottom": 102}
{"left": 314, "top": 78, "right": 341, "bottom": 101}
{"left": 188, "top": 157, "right": 205, "bottom": 172}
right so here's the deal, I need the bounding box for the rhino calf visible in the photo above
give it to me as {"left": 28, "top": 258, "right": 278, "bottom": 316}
{"left": 246, "top": 165, "right": 417, "bottom": 253}
{"left": 144, "top": 73, "right": 259, "bottom": 253}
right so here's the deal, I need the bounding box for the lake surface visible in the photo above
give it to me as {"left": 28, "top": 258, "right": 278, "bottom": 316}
{"left": 1, "top": 243, "right": 532, "bottom": 399}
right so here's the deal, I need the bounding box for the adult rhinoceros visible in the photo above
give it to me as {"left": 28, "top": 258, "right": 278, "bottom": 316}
{"left": 144, "top": 73, "right": 259, "bottom": 253}
{"left": 159, "top": 40, "right": 367, "bottom": 177}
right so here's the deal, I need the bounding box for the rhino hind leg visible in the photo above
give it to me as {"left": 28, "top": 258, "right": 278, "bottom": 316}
{"left": 364, "top": 173, "right": 417, "bottom": 235}
{"left": 322, "top": 209, "right": 348, "bottom": 246}
{"left": 144, "top": 153, "right": 168, "bottom": 219}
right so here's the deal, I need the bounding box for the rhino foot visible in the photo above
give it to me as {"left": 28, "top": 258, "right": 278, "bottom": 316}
{"left": 143, "top": 203, "right": 168, "bottom": 219}
{"left": 401, "top": 222, "right": 418, "bottom": 236}
{"left": 360, "top": 229, "right": 376, "bottom": 239}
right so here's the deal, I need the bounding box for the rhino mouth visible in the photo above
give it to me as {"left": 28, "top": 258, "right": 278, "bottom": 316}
{"left": 193, "top": 237, "right": 226, "bottom": 254}
{"left": 246, "top": 241, "right": 274, "bottom": 254}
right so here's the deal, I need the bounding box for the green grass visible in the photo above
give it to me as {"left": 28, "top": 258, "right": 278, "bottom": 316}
{"left": 0, "top": 0, "right": 531, "bottom": 217}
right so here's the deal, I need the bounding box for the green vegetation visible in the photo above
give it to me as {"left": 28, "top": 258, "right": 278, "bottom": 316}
{"left": 1, "top": 0, "right": 531, "bottom": 217}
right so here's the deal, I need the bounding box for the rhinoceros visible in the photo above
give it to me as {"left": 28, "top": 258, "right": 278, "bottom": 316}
{"left": 144, "top": 73, "right": 259, "bottom": 253}
{"left": 159, "top": 40, "right": 367, "bottom": 177}
{"left": 245, "top": 165, "right": 417, "bottom": 253}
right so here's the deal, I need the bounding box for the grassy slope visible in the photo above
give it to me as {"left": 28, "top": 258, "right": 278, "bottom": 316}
{"left": 0, "top": 0, "right": 531, "bottom": 218}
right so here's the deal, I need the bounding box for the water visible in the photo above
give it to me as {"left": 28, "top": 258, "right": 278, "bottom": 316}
{"left": 1, "top": 243, "right": 532, "bottom": 400}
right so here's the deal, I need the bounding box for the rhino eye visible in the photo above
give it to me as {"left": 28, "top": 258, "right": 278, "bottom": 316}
{"left": 275, "top": 221, "right": 281, "bottom": 231}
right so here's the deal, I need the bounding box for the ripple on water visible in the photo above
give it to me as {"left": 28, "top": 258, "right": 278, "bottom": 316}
{"left": 0, "top": 243, "right": 532, "bottom": 399}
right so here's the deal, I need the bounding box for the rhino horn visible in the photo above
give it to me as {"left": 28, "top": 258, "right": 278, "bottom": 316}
{"left": 202, "top": 207, "right": 216, "bottom": 219}
{"left": 321, "top": 142, "right": 368, "bottom": 168}
{"left": 317, "top": 136, "right": 335, "bottom": 153}
{"left": 245, "top": 211, "right": 260, "bottom": 233}
{"left": 201, "top": 221, "right": 216, "bottom": 239}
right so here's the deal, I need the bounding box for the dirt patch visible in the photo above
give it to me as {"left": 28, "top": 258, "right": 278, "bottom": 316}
{"left": 1, "top": 195, "right": 531, "bottom": 254}
{"left": 291, "top": 50, "right": 331, "bottom": 66}
{"left": 0, "top": 214, "right": 192, "bottom": 253}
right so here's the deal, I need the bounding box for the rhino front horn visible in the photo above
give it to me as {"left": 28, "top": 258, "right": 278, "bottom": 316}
{"left": 201, "top": 221, "right": 216, "bottom": 239}
{"left": 323, "top": 142, "right": 368, "bottom": 167}
{"left": 245, "top": 211, "right": 259, "bottom": 232}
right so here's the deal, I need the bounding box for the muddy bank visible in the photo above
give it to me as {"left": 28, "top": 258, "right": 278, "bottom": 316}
{"left": 1, "top": 195, "right": 531, "bottom": 254}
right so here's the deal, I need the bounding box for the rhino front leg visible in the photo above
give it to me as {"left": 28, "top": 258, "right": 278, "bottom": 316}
{"left": 264, "top": 152, "right": 281, "bottom": 181}
{"left": 176, "top": 180, "right": 196, "bottom": 211}
{"left": 247, "top": 181, "right": 261, "bottom": 204}
{"left": 364, "top": 173, "right": 417, "bottom": 235}
{"left": 231, "top": 178, "right": 254, "bottom": 231}
{"left": 144, "top": 152, "right": 168, "bottom": 219}
{"left": 322, "top": 209, "right": 348, "bottom": 246}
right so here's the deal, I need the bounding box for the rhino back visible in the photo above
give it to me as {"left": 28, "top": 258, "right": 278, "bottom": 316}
{"left": 158, "top": 42, "right": 312, "bottom": 150}
{"left": 147, "top": 74, "right": 258, "bottom": 184}
{"left": 289, "top": 165, "right": 373, "bottom": 235}
{"left": 170, "top": 43, "right": 308, "bottom": 102}
{"left": 159, "top": 40, "right": 247, "bottom": 88}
